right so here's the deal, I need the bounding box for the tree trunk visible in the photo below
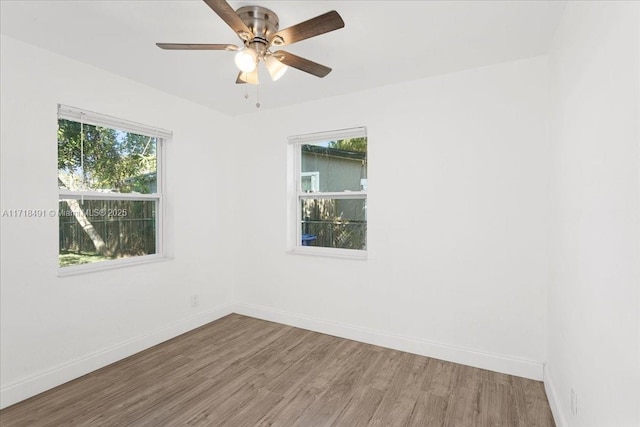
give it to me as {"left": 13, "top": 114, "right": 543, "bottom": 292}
{"left": 58, "top": 177, "right": 111, "bottom": 256}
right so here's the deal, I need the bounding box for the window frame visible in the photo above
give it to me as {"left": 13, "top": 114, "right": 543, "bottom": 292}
{"left": 288, "top": 127, "right": 368, "bottom": 260}
{"left": 57, "top": 104, "right": 172, "bottom": 275}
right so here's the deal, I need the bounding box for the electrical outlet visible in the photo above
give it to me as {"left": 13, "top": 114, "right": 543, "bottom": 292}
{"left": 190, "top": 295, "right": 199, "bottom": 308}
{"left": 570, "top": 388, "right": 578, "bottom": 416}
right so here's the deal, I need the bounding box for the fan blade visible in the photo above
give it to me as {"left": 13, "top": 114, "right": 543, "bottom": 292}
{"left": 203, "top": 0, "right": 253, "bottom": 39}
{"left": 156, "top": 43, "right": 238, "bottom": 51}
{"left": 274, "top": 51, "right": 332, "bottom": 78}
{"left": 236, "top": 70, "right": 259, "bottom": 85}
{"left": 271, "top": 11, "right": 344, "bottom": 46}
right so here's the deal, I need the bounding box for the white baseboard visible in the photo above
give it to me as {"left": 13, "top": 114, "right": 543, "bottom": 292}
{"left": 543, "top": 364, "right": 567, "bottom": 427}
{"left": 233, "top": 302, "right": 544, "bottom": 381}
{"left": 1, "top": 301, "right": 545, "bottom": 410}
{"left": 0, "top": 303, "right": 234, "bottom": 410}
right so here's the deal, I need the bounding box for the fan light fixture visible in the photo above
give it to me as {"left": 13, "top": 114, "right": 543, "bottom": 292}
{"left": 235, "top": 48, "right": 257, "bottom": 73}
{"left": 265, "top": 55, "right": 288, "bottom": 81}
{"left": 238, "top": 70, "right": 259, "bottom": 85}
{"left": 156, "top": 1, "right": 345, "bottom": 105}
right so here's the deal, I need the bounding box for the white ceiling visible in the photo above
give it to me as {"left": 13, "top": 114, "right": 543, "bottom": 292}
{"left": 0, "top": 0, "right": 566, "bottom": 116}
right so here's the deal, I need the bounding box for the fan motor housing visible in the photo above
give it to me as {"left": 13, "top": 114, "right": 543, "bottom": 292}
{"left": 236, "top": 6, "right": 279, "bottom": 43}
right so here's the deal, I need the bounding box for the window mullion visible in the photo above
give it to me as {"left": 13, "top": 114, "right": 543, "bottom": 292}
{"left": 59, "top": 191, "right": 159, "bottom": 201}
{"left": 298, "top": 192, "right": 367, "bottom": 200}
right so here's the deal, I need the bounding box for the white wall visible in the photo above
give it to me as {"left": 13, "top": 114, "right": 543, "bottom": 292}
{"left": 232, "top": 56, "right": 550, "bottom": 380}
{"left": 0, "top": 36, "right": 236, "bottom": 408}
{"left": 546, "top": 2, "right": 640, "bottom": 427}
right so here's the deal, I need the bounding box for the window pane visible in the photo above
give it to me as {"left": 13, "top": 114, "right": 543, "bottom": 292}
{"left": 59, "top": 199, "right": 156, "bottom": 267}
{"left": 57, "top": 119, "right": 157, "bottom": 194}
{"left": 301, "top": 137, "right": 367, "bottom": 192}
{"left": 300, "top": 198, "right": 367, "bottom": 250}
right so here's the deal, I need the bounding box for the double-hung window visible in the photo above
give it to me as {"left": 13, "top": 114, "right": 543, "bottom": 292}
{"left": 57, "top": 105, "right": 171, "bottom": 272}
{"left": 289, "top": 127, "right": 367, "bottom": 259}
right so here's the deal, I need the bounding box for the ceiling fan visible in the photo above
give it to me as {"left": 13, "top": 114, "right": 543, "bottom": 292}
{"left": 156, "top": 0, "right": 345, "bottom": 85}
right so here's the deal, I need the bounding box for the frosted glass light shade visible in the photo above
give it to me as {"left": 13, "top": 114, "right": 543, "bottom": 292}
{"left": 235, "top": 49, "right": 257, "bottom": 73}
{"left": 265, "top": 55, "right": 288, "bottom": 81}
{"left": 238, "top": 70, "right": 259, "bottom": 85}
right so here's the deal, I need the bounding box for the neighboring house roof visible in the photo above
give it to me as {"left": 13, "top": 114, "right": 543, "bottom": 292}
{"left": 302, "top": 145, "right": 366, "bottom": 161}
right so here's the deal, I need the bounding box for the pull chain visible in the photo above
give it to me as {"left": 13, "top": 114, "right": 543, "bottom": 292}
{"left": 256, "top": 83, "right": 261, "bottom": 109}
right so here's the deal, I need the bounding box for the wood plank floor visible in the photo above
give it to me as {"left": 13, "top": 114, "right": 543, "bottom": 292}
{"left": 0, "top": 314, "right": 555, "bottom": 426}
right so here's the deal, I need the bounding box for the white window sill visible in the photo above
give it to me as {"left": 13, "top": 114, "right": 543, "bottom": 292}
{"left": 287, "top": 246, "right": 367, "bottom": 261}
{"left": 58, "top": 254, "right": 173, "bottom": 277}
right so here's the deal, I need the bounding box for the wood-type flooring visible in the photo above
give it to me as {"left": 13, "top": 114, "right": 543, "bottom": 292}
{"left": 0, "top": 314, "right": 555, "bottom": 426}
